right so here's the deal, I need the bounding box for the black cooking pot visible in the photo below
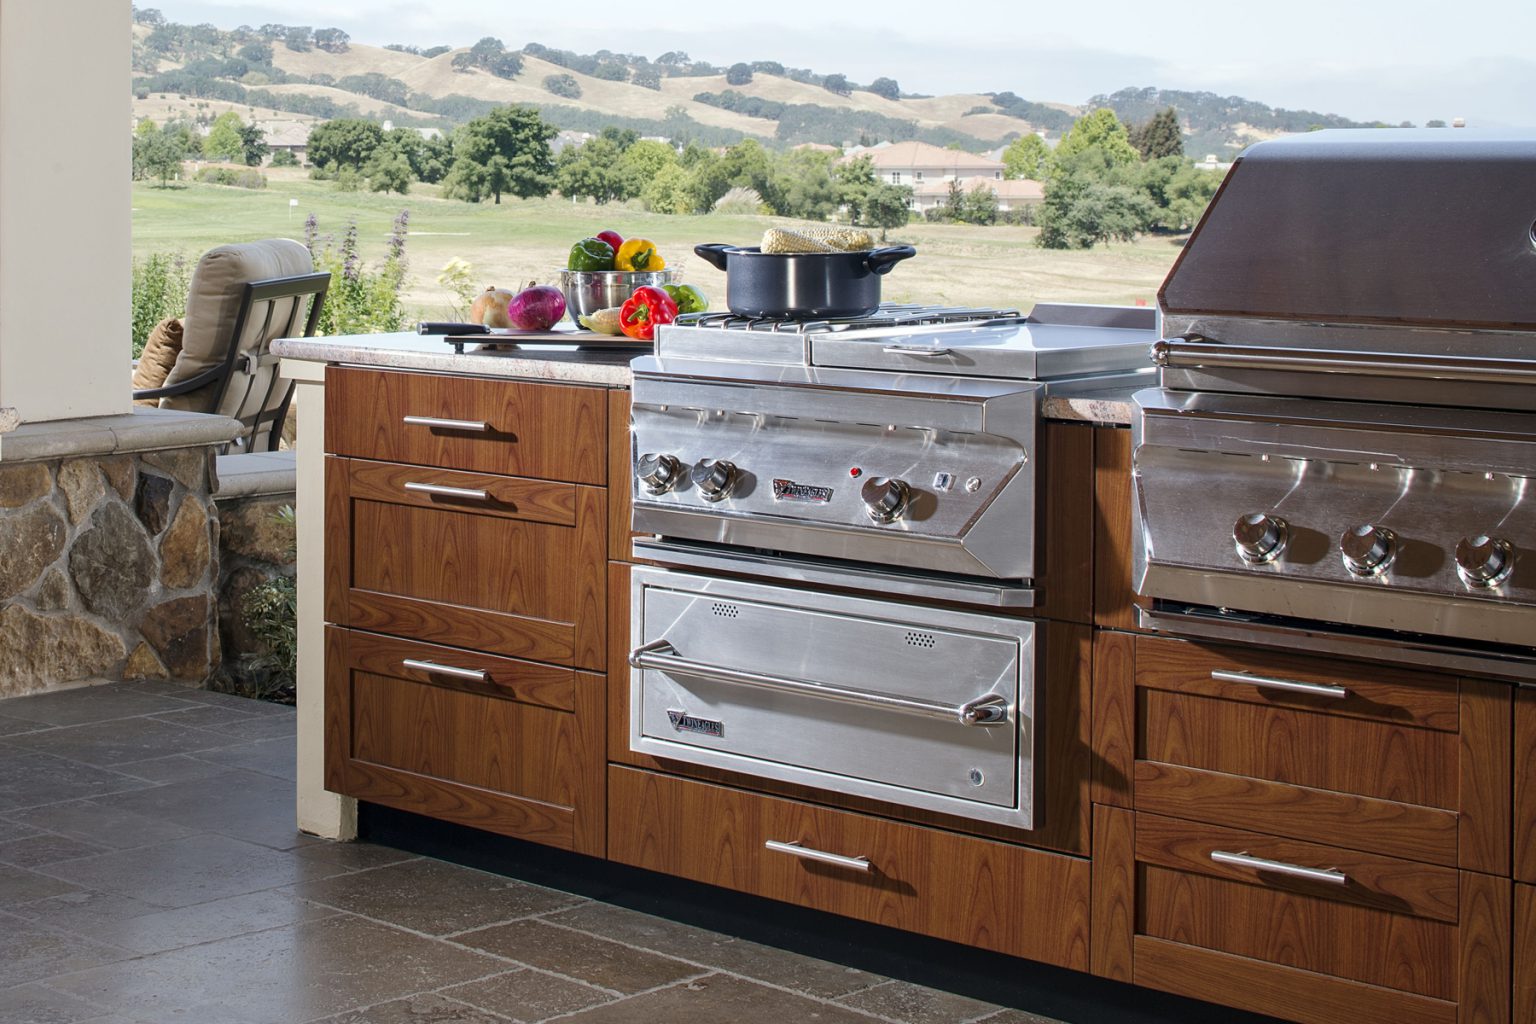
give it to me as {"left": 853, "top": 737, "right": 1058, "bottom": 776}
{"left": 695, "top": 242, "right": 917, "bottom": 318}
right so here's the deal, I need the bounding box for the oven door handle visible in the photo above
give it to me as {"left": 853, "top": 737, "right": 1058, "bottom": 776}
{"left": 628, "top": 639, "right": 1010, "bottom": 726}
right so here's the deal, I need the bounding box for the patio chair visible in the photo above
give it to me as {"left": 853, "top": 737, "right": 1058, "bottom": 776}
{"left": 134, "top": 238, "right": 330, "bottom": 452}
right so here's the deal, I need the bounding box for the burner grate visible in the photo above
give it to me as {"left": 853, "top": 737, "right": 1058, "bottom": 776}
{"left": 675, "top": 303, "right": 1023, "bottom": 335}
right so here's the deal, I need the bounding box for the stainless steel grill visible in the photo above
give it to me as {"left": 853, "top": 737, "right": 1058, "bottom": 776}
{"left": 1132, "top": 129, "right": 1536, "bottom": 680}
{"left": 626, "top": 300, "right": 1158, "bottom": 828}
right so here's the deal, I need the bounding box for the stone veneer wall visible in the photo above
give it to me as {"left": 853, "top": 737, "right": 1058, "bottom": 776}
{"left": 0, "top": 448, "right": 223, "bottom": 697}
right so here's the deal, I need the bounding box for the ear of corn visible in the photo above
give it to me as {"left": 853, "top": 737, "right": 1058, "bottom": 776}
{"left": 578, "top": 307, "right": 625, "bottom": 335}
{"left": 760, "top": 227, "right": 876, "bottom": 254}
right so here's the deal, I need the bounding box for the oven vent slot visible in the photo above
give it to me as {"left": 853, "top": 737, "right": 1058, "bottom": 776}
{"left": 711, "top": 603, "right": 739, "bottom": 618}
{"left": 905, "top": 630, "right": 936, "bottom": 648}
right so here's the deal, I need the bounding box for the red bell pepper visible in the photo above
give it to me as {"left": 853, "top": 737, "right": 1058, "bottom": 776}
{"left": 619, "top": 285, "right": 678, "bottom": 341}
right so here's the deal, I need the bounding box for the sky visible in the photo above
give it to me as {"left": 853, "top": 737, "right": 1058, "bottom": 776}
{"left": 144, "top": 0, "right": 1536, "bottom": 128}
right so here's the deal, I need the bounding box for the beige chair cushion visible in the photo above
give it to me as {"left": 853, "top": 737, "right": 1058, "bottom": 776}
{"left": 160, "top": 238, "right": 314, "bottom": 409}
{"left": 131, "top": 317, "right": 183, "bottom": 406}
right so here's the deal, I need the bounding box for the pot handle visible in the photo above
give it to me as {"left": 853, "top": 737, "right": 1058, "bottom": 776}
{"left": 865, "top": 246, "right": 917, "bottom": 276}
{"left": 694, "top": 243, "right": 733, "bottom": 272}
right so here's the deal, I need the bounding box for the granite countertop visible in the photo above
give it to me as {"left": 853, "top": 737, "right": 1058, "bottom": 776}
{"left": 272, "top": 332, "right": 1137, "bottom": 425}
{"left": 272, "top": 331, "right": 637, "bottom": 388}
{"left": 0, "top": 407, "right": 18, "bottom": 434}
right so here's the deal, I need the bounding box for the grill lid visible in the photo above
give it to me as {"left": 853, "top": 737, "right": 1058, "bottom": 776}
{"left": 1160, "top": 129, "right": 1536, "bottom": 333}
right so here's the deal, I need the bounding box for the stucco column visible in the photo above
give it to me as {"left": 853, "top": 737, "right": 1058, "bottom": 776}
{"left": 0, "top": 1, "right": 132, "bottom": 424}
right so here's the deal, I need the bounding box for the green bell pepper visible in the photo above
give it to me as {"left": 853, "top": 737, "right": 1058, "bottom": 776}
{"left": 662, "top": 283, "right": 709, "bottom": 315}
{"left": 568, "top": 237, "right": 616, "bottom": 272}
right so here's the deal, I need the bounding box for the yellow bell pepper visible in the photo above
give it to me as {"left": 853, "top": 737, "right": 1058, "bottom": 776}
{"left": 614, "top": 238, "right": 665, "bottom": 272}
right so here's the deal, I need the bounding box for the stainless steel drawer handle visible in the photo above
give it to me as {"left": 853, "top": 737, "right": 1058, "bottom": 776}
{"left": 1210, "top": 849, "right": 1348, "bottom": 886}
{"left": 1211, "top": 670, "right": 1348, "bottom": 700}
{"left": 629, "top": 640, "right": 1010, "bottom": 727}
{"left": 403, "top": 481, "right": 492, "bottom": 502}
{"left": 402, "top": 658, "right": 489, "bottom": 683}
{"left": 764, "top": 839, "right": 871, "bottom": 873}
{"left": 881, "top": 345, "right": 954, "bottom": 357}
{"left": 402, "top": 415, "right": 492, "bottom": 432}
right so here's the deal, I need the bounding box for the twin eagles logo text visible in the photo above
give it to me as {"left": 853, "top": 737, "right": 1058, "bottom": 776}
{"left": 771, "top": 479, "right": 833, "bottom": 504}
{"left": 667, "top": 709, "right": 724, "bottom": 737}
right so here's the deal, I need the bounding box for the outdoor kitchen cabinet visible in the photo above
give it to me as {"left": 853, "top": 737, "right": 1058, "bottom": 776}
{"left": 1091, "top": 633, "right": 1514, "bottom": 1024}
{"left": 1518, "top": 687, "right": 1535, "bottom": 885}
{"left": 321, "top": 366, "right": 612, "bottom": 856}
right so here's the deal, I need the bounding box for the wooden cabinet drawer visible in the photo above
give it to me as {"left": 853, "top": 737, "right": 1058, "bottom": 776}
{"left": 608, "top": 766, "right": 1090, "bottom": 970}
{"left": 1095, "top": 809, "right": 1509, "bottom": 1024}
{"left": 1131, "top": 636, "right": 1511, "bottom": 870}
{"left": 324, "top": 627, "right": 604, "bottom": 855}
{"left": 325, "top": 366, "right": 607, "bottom": 484}
{"left": 1517, "top": 687, "right": 1535, "bottom": 883}
{"left": 325, "top": 456, "right": 606, "bottom": 669}
{"left": 1517, "top": 885, "right": 1534, "bottom": 1024}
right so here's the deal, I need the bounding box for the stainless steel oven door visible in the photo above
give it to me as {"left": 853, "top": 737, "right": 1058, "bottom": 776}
{"left": 629, "top": 566, "right": 1036, "bottom": 828}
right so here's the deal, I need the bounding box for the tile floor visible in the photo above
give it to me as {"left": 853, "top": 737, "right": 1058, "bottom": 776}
{"left": 0, "top": 681, "right": 1269, "bottom": 1024}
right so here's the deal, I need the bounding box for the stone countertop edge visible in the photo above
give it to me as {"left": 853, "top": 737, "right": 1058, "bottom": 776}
{"left": 273, "top": 332, "right": 635, "bottom": 388}
{"left": 0, "top": 407, "right": 18, "bottom": 434}
{"left": 272, "top": 333, "right": 1137, "bottom": 424}
{"left": 0, "top": 408, "right": 243, "bottom": 464}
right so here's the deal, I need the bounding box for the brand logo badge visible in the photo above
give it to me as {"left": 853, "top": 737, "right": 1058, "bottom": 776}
{"left": 667, "top": 709, "right": 724, "bottom": 737}
{"left": 771, "top": 479, "right": 833, "bottom": 503}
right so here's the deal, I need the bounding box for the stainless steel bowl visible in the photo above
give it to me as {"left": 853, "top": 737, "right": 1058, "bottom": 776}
{"left": 560, "top": 270, "right": 677, "bottom": 329}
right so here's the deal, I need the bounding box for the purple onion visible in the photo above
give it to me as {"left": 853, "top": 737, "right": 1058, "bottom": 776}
{"left": 506, "top": 284, "right": 567, "bottom": 331}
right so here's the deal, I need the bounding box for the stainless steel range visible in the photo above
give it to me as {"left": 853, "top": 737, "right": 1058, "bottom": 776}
{"left": 626, "top": 302, "right": 1158, "bottom": 828}
{"left": 1132, "top": 129, "right": 1536, "bottom": 682}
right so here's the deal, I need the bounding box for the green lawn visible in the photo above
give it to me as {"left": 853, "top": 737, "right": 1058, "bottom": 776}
{"left": 132, "top": 170, "right": 1182, "bottom": 321}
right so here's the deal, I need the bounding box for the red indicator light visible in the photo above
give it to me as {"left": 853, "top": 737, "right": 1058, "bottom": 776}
{"left": 849, "top": 467, "right": 862, "bottom": 478}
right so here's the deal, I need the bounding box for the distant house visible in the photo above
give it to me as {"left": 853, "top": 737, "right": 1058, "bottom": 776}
{"left": 845, "top": 140, "right": 1005, "bottom": 189}
{"left": 552, "top": 130, "right": 593, "bottom": 155}
{"left": 911, "top": 176, "right": 1044, "bottom": 215}
{"left": 257, "top": 120, "right": 311, "bottom": 165}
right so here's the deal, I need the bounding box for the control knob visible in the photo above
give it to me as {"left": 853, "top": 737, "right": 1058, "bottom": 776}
{"left": 860, "top": 477, "right": 911, "bottom": 524}
{"left": 1233, "top": 512, "right": 1287, "bottom": 564}
{"left": 1340, "top": 523, "right": 1397, "bottom": 577}
{"left": 690, "top": 459, "right": 738, "bottom": 502}
{"left": 636, "top": 453, "right": 682, "bottom": 494}
{"left": 1455, "top": 535, "right": 1515, "bottom": 588}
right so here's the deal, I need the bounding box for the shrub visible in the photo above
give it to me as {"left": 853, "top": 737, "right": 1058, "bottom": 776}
{"left": 270, "top": 148, "right": 298, "bottom": 167}
{"left": 193, "top": 166, "right": 267, "bottom": 189}
{"left": 130, "top": 251, "right": 191, "bottom": 357}
{"left": 305, "top": 211, "right": 409, "bottom": 335}
{"left": 238, "top": 505, "right": 297, "bottom": 700}
{"left": 544, "top": 73, "right": 581, "bottom": 99}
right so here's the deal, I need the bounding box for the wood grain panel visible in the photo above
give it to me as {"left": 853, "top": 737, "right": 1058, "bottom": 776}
{"left": 1092, "top": 426, "right": 1139, "bottom": 631}
{"left": 608, "top": 766, "right": 1091, "bottom": 969}
{"left": 1134, "top": 935, "right": 1456, "bottom": 1024}
{"left": 1456, "top": 872, "right": 1511, "bottom": 1024}
{"left": 347, "top": 630, "right": 576, "bottom": 712}
{"left": 1037, "top": 422, "right": 1094, "bottom": 625}
{"left": 1139, "top": 865, "right": 1456, "bottom": 999}
{"left": 350, "top": 501, "right": 580, "bottom": 619}
{"left": 1140, "top": 688, "right": 1457, "bottom": 809}
{"left": 1516, "top": 885, "right": 1534, "bottom": 1024}
{"left": 607, "top": 389, "right": 632, "bottom": 561}
{"left": 1135, "top": 761, "right": 1460, "bottom": 866}
{"left": 1516, "top": 689, "right": 1536, "bottom": 884}
{"left": 1457, "top": 679, "right": 1512, "bottom": 876}
{"left": 1135, "top": 811, "right": 1459, "bottom": 922}
{"left": 1091, "top": 803, "right": 1134, "bottom": 981}
{"left": 328, "top": 457, "right": 606, "bottom": 670}
{"left": 347, "top": 460, "right": 577, "bottom": 526}
{"left": 323, "top": 626, "right": 604, "bottom": 855}
{"left": 1091, "top": 629, "right": 1135, "bottom": 807}
{"left": 325, "top": 366, "right": 606, "bottom": 483}
{"left": 1135, "top": 635, "right": 1460, "bottom": 730}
